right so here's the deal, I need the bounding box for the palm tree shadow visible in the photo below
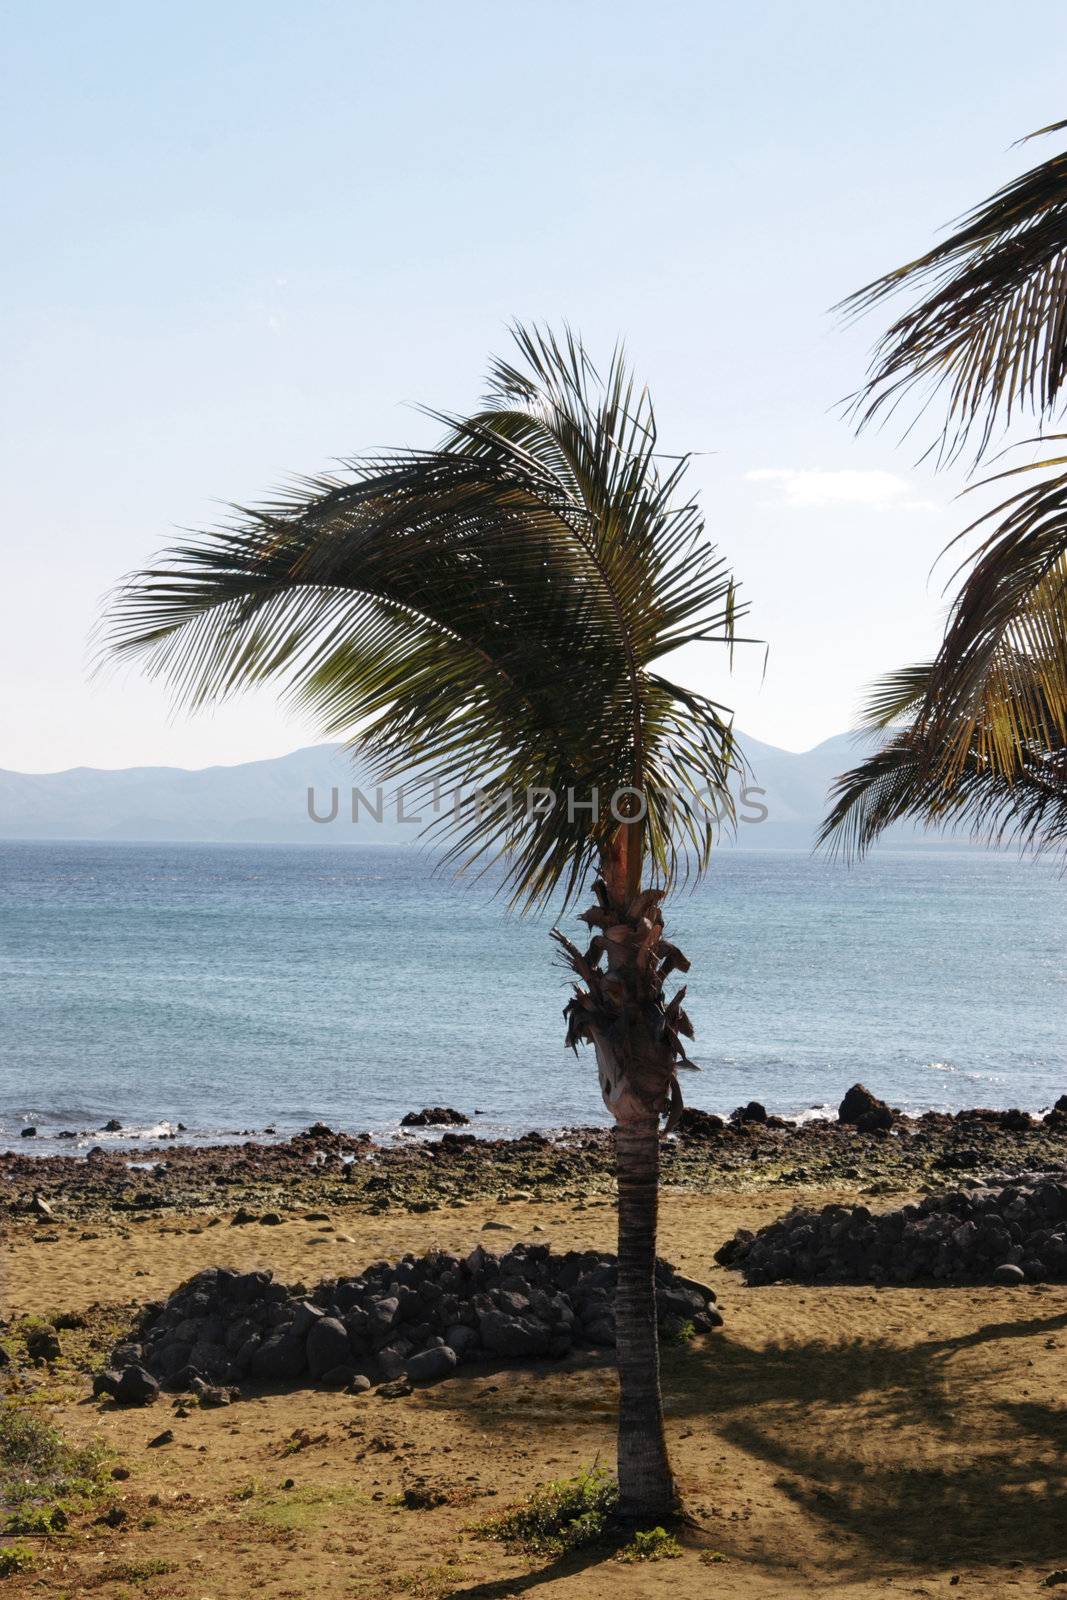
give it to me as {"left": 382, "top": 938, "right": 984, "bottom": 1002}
{"left": 438, "top": 1545, "right": 612, "bottom": 1600}
{"left": 665, "top": 1308, "right": 1067, "bottom": 1571}
{"left": 415, "top": 1309, "right": 1067, "bottom": 1583}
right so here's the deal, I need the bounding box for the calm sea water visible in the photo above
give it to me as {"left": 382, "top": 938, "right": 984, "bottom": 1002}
{"left": 0, "top": 840, "right": 1064, "bottom": 1154}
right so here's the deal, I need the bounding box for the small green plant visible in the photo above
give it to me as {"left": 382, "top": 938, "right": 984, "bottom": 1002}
{"left": 0, "top": 1542, "right": 36, "bottom": 1577}
{"left": 617, "top": 1526, "right": 682, "bottom": 1562}
{"left": 699, "top": 1549, "right": 729, "bottom": 1564}
{"left": 476, "top": 1466, "right": 619, "bottom": 1555}
{"left": 4, "top": 1503, "right": 68, "bottom": 1535}
{"left": 662, "top": 1318, "right": 696, "bottom": 1346}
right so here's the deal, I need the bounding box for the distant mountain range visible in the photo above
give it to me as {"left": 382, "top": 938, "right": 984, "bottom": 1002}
{"left": 0, "top": 733, "right": 933, "bottom": 850}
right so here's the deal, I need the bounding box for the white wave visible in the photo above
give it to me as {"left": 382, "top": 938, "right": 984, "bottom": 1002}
{"left": 785, "top": 1104, "right": 836, "bottom": 1125}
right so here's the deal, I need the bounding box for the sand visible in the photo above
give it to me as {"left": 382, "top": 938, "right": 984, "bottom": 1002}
{"left": 2, "top": 1184, "right": 1066, "bottom": 1599}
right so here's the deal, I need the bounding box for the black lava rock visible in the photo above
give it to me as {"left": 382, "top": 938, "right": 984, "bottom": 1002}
{"left": 406, "top": 1344, "right": 458, "bottom": 1382}
{"left": 97, "top": 1243, "right": 722, "bottom": 1402}
{"left": 716, "top": 1171, "right": 1067, "bottom": 1287}
{"left": 837, "top": 1083, "right": 894, "bottom": 1133}
{"left": 400, "top": 1107, "right": 471, "bottom": 1127}
{"left": 26, "top": 1324, "right": 61, "bottom": 1362}
{"left": 676, "top": 1107, "right": 726, "bottom": 1139}
{"left": 115, "top": 1366, "right": 160, "bottom": 1406}
{"left": 306, "top": 1317, "right": 351, "bottom": 1380}
{"left": 731, "top": 1101, "right": 768, "bottom": 1125}
{"left": 250, "top": 1332, "right": 307, "bottom": 1380}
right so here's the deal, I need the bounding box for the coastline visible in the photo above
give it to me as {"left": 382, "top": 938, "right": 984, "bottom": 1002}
{"left": 3, "top": 1115, "right": 1067, "bottom": 1597}
{"left": 4, "top": 1102, "right": 1066, "bottom": 1228}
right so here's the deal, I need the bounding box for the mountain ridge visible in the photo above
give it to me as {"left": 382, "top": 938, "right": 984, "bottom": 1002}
{"left": 0, "top": 732, "right": 925, "bottom": 850}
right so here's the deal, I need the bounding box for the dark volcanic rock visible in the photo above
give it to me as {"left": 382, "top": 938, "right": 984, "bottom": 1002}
{"left": 838, "top": 1083, "right": 894, "bottom": 1132}
{"left": 730, "top": 1101, "right": 768, "bottom": 1125}
{"left": 115, "top": 1366, "right": 159, "bottom": 1406}
{"left": 6, "top": 1089, "right": 1065, "bottom": 1237}
{"left": 478, "top": 1309, "right": 553, "bottom": 1357}
{"left": 406, "top": 1344, "right": 458, "bottom": 1382}
{"left": 676, "top": 1107, "right": 726, "bottom": 1140}
{"left": 716, "top": 1171, "right": 1067, "bottom": 1286}
{"left": 26, "top": 1323, "right": 61, "bottom": 1362}
{"left": 306, "top": 1317, "right": 351, "bottom": 1380}
{"left": 250, "top": 1332, "right": 307, "bottom": 1380}
{"left": 98, "top": 1244, "right": 722, "bottom": 1401}
{"left": 400, "top": 1107, "right": 471, "bottom": 1127}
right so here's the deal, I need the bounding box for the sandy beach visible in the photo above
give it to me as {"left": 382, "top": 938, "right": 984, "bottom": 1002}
{"left": 2, "top": 1115, "right": 1066, "bottom": 1598}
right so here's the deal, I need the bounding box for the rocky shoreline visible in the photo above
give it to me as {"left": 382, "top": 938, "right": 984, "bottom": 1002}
{"left": 2, "top": 1086, "right": 1066, "bottom": 1230}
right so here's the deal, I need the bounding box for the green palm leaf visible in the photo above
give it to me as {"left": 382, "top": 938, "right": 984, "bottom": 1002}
{"left": 818, "top": 711, "right": 1067, "bottom": 860}
{"left": 103, "top": 325, "right": 745, "bottom": 909}
{"left": 842, "top": 121, "right": 1067, "bottom": 462}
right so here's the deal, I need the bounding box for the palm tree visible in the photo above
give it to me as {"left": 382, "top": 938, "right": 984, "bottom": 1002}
{"left": 822, "top": 122, "right": 1067, "bottom": 854}
{"left": 102, "top": 325, "right": 745, "bottom": 1521}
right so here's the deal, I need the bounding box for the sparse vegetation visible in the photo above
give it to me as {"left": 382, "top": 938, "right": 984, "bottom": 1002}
{"left": 244, "top": 1483, "right": 365, "bottom": 1534}
{"left": 617, "top": 1525, "right": 683, "bottom": 1562}
{"left": 4, "top": 1503, "right": 69, "bottom": 1535}
{"left": 389, "top": 1558, "right": 470, "bottom": 1599}
{"left": 663, "top": 1318, "right": 697, "bottom": 1346}
{"left": 0, "top": 1397, "right": 110, "bottom": 1533}
{"left": 0, "top": 1542, "right": 37, "bottom": 1577}
{"left": 476, "top": 1465, "right": 620, "bottom": 1555}
{"left": 279, "top": 1427, "right": 327, "bottom": 1457}
{"left": 85, "top": 1558, "right": 178, "bottom": 1587}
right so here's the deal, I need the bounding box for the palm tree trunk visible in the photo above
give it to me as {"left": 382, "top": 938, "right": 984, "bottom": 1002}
{"left": 615, "top": 1114, "right": 676, "bottom": 1521}
{"left": 554, "top": 863, "right": 693, "bottom": 1524}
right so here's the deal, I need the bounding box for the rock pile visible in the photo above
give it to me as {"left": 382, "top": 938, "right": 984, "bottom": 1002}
{"left": 715, "top": 1171, "right": 1067, "bottom": 1286}
{"left": 93, "top": 1244, "right": 723, "bottom": 1404}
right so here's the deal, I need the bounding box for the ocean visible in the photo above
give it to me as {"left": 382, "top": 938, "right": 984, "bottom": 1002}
{"left": 0, "top": 840, "right": 1063, "bottom": 1155}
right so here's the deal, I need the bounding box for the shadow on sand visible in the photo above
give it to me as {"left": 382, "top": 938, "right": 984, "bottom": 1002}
{"left": 432, "top": 1305, "right": 1067, "bottom": 1591}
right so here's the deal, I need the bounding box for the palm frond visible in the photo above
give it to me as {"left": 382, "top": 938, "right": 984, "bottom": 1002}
{"left": 914, "top": 456, "right": 1067, "bottom": 772}
{"left": 842, "top": 121, "right": 1067, "bottom": 462}
{"left": 102, "top": 325, "right": 745, "bottom": 910}
{"left": 818, "top": 716, "right": 1067, "bottom": 861}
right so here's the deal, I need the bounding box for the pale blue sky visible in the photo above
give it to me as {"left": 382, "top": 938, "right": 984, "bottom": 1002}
{"left": 3, "top": 0, "right": 1066, "bottom": 770}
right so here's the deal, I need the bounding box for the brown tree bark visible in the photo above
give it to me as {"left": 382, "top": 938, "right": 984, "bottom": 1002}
{"left": 553, "top": 860, "right": 694, "bottom": 1522}
{"left": 614, "top": 1116, "right": 676, "bottom": 1519}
